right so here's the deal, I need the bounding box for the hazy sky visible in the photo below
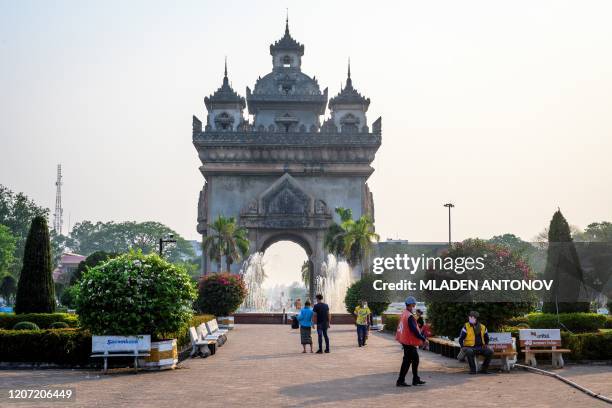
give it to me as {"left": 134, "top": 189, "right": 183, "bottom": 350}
{"left": 1, "top": 1, "right": 611, "bottom": 282}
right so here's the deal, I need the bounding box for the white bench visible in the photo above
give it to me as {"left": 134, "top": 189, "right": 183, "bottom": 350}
{"left": 91, "top": 335, "right": 151, "bottom": 374}
{"left": 206, "top": 319, "right": 229, "bottom": 336}
{"left": 188, "top": 327, "right": 215, "bottom": 357}
{"left": 197, "top": 323, "right": 225, "bottom": 347}
{"left": 519, "top": 329, "right": 571, "bottom": 368}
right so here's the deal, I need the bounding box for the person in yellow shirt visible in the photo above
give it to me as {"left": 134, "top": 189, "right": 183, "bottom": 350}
{"left": 354, "top": 299, "right": 371, "bottom": 347}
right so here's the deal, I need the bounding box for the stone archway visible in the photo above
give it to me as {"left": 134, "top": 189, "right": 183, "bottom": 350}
{"left": 240, "top": 173, "right": 332, "bottom": 300}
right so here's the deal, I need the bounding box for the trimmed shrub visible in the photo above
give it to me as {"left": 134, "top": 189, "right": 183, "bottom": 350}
{"left": 562, "top": 331, "right": 612, "bottom": 360}
{"left": 15, "top": 216, "right": 55, "bottom": 313}
{"left": 344, "top": 274, "right": 390, "bottom": 316}
{"left": 605, "top": 315, "right": 612, "bottom": 329}
{"left": 527, "top": 313, "right": 606, "bottom": 333}
{"left": 49, "top": 321, "right": 69, "bottom": 329}
{"left": 428, "top": 302, "right": 532, "bottom": 338}
{"left": 0, "top": 329, "right": 90, "bottom": 365}
{"left": 77, "top": 252, "right": 196, "bottom": 340}
{"left": 0, "top": 313, "right": 78, "bottom": 329}
{"left": 197, "top": 273, "right": 246, "bottom": 317}
{"left": 13, "top": 321, "right": 40, "bottom": 330}
{"left": 383, "top": 314, "right": 399, "bottom": 334}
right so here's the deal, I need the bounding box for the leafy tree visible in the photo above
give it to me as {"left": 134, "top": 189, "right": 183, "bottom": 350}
{"left": 0, "top": 185, "right": 49, "bottom": 276}
{"left": 0, "top": 274, "right": 17, "bottom": 305}
{"left": 573, "top": 222, "right": 612, "bottom": 242}
{"left": 14, "top": 216, "right": 55, "bottom": 313}
{"left": 70, "top": 251, "right": 118, "bottom": 285}
{"left": 0, "top": 224, "right": 16, "bottom": 275}
{"left": 324, "top": 207, "right": 379, "bottom": 274}
{"left": 203, "top": 216, "right": 249, "bottom": 272}
{"left": 425, "top": 239, "right": 535, "bottom": 336}
{"left": 67, "top": 220, "right": 194, "bottom": 262}
{"left": 542, "top": 210, "right": 589, "bottom": 313}
{"left": 488, "top": 234, "right": 534, "bottom": 257}
{"left": 60, "top": 284, "right": 79, "bottom": 308}
{"left": 344, "top": 273, "right": 390, "bottom": 316}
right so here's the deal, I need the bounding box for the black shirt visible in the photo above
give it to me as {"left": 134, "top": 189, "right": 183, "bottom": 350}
{"left": 313, "top": 302, "right": 329, "bottom": 325}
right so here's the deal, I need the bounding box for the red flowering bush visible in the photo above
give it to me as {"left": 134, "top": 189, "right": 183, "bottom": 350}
{"left": 196, "top": 273, "right": 246, "bottom": 316}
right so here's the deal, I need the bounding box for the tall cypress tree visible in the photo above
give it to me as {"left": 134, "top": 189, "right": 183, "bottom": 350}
{"left": 542, "top": 210, "right": 589, "bottom": 313}
{"left": 15, "top": 216, "right": 55, "bottom": 313}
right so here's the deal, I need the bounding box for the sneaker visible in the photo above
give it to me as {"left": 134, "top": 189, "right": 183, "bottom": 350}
{"left": 469, "top": 371, "right": 477, "bottom": 375}
{"left": 479, "top": 370, "right": 492, "bottom": 374}
{"left": 396, "top": 381, "right": 411, "bottom": 387}
{"left": 324, "top": 350, "right": 330, "bottom": 353}
{"left": 412, "top": 379, "right": 426, "bottom": 386}
{"left": 316, "top": 350, "right": 323, "bottom": 354}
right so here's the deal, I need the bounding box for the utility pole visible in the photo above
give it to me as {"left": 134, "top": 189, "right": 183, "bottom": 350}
{"left": 53, "top": 164, "right": 63, "bottom": 235}
{"left": 443, "top": 202, "right": 454, "bottom": 246}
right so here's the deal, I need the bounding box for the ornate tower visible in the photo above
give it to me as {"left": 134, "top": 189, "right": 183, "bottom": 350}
{"left": 328, "top": 61, "right": 371, "bottom": 133}
{"left": 193, "top": 19, "right": 381, "bottom": 298}
{"left": 204, "top": 60, "right": 246, "bottom": 132}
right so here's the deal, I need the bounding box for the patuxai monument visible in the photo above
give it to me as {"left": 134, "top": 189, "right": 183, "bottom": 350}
{"left": 193, "top": 19, "right": 381, "bottom": 298}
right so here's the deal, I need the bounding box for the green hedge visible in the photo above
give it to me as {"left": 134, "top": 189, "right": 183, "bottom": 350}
{"left": 0, "top": 329, "right": 90, "bottom": 365}
{"left": 527, "top": 313, "right": 606, "bottom": 333}
{"left": 562, "top": 331, "right": 612, "bottom": 361}
{"left": 0, "top": 314, "right": 214, "bottom": 365}
{"left": 383, "top": 314, "right": 399, "bottom": 334}
{"left": 175, "top": 314, "right": 214, "bottom": 349}
{"left": 605, "top": 316, "right": 612, "bottom": 329}
{"left": 0, "top": 313, "right": 78, "bottom": 329}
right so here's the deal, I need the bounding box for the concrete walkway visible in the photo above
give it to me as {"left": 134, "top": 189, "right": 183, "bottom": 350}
{"left": 0, "top": 325, "right": 610, "bottom": 407}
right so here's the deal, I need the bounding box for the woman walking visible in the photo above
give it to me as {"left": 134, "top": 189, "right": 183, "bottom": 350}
{"left": 396, "top": 296, "right": 427, "bottom": 387}
{"left": 296, "top": 300, "right": 314, "bottom": 353}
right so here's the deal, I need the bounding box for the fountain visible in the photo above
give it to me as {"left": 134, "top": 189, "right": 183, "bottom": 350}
{"left": 239, "top": 253, "right": 269, "bottom": 312}
{"left": 315, "top": 254, "right": 353, "bottom": 313}
{"left": 238, "top": 252, "right": 353, "bottom": 314}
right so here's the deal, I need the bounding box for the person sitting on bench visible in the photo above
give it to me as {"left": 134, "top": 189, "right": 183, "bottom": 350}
{"left": 458, "top": 311, "right": 493, "bottom": 374}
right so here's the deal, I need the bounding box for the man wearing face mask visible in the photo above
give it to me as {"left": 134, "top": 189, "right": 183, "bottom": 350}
{"left": 354, "top": 299, "right": 371, "bottom": 347}
{"left": 395, "top": 296, "right": 427, "bottom": 387}
{"left": 458, "top": 311, "right": 493, "bottom": 374}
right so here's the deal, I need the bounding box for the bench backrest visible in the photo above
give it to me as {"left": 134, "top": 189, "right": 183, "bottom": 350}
{"left": 92, "top": 335, "right": 151, "bottom": 354}
{"left": 189, "top": 327, "right": 199, "bottom": 344}
{"left": 519, "top": 329, "right": 561, "bottom": 347}
{"left": 206, "top": 319, "right": 219, "bottom": 334}
{"left": 488, "top": 332, "right": 513, "bottom": 351}
{"left": 196, "top": 324, "right": 208, "bottom": 339}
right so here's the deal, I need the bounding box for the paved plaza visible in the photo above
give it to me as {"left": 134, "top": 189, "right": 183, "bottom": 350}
{"left": 0, "top": 325, "right": 610, "bottom": 407}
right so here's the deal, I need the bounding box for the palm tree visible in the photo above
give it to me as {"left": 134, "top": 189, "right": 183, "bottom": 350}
{"left": 202, "top": 215, "right": 250, "bottom": 273}
{"left": 324, "top": 207, "right": 379, "bottom": 274}
{"left": 223, "top": 220, "right": 250, "bottom": 272}
{"left": 341, "top": 215, "right": 379, "bottom": 273}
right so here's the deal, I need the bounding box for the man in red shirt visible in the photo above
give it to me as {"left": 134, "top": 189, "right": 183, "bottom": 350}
{"left": 396, "top": 296, "right": 428, "bottom": 387}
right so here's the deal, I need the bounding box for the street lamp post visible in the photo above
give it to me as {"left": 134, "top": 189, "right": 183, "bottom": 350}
{"left": 158, "top": 234, "right": 177, "bottom": 257}
{"left": 443, "top": 203, "right": 455, "bottom": 246}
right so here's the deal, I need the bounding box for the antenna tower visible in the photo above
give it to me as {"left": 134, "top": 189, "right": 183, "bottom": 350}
{"left": 53, "top": 164, "right": 63, "bottom": 234}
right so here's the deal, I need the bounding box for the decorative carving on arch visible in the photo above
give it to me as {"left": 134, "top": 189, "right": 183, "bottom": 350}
{"left": 260, "top": 173, "right": 313, "bottom": 215}
{"left": 239, "top": 173, "right": 331, "bottom": 230}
